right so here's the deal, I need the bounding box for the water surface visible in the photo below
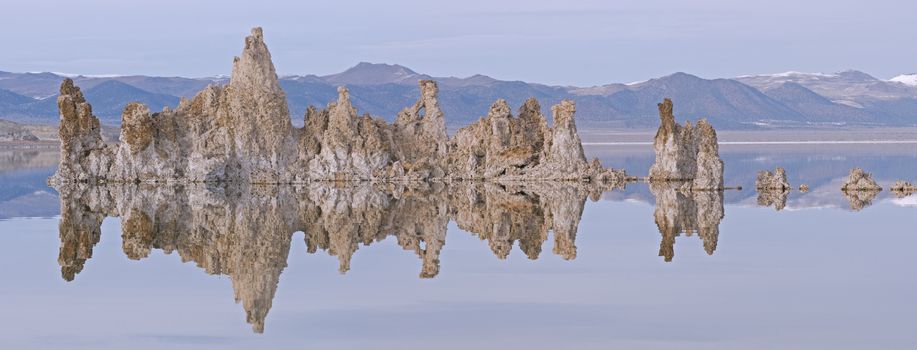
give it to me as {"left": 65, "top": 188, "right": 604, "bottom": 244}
{"left": 0, "top": 142, "right": 915, "bottom": 350}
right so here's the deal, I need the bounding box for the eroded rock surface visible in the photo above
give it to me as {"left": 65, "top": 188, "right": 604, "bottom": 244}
{"left": 49, "top": 27, "right": 626, "bottom": 185}
{"left": 648, "top": 99, "right": 724, "bottom": 190}
{"left": 756, "top": 167, "right": 791, "bottom": 190}
{"left": 841, "top": 168, "right": 882, "bottom": 191}
{"left": 449, "top": 98, "right": 624, "bottom": 181}
{"left": 692, "top": 120, "right": 724, "bottom": 190}
{"left": 52, "top": 79, "right": 113, "bottom": 183}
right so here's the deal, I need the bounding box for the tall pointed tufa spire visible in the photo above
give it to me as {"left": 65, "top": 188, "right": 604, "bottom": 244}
{"left": 51, "top": 78, "right": 113, "bottom": 184}
{"left": 230, "top": 27, "right": 284, "bottom": 95}
{"left": 222, "top": 26, "right": 294, "bottom": 182}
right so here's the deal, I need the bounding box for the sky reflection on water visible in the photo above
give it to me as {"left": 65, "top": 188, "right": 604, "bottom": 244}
{"left": 0, "top": 145, "right": 915, "bottom": 349}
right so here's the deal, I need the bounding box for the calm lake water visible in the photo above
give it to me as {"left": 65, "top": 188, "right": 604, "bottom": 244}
{"left": 1, "top": 141, "right": 916, "bottom": 350}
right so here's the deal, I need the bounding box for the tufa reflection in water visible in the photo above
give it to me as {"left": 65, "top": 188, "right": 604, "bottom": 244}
{"left": 54, "top": 180, "right": 726, "bottom": 333}
{"left": 757, "top": 189, "right": 790, "bottom": 211}
{"left": 649, "top": 183, "right": 725, "bottom": 262}
{"left": 841, "top": 190, "right": 880, "bottom": 212}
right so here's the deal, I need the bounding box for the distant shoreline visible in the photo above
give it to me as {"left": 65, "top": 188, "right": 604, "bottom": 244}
{"left": 5, "top": 127, "right": 917, "bottom": 149}
{"left": 0, "top": 141, "right": 58, "bottom": 149}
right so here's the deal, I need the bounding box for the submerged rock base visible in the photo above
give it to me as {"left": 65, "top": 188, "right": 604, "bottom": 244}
{"left": 49, "top": 28, "right": 625, "bottom": 185}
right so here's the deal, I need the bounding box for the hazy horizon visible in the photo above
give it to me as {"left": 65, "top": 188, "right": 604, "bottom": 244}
{"left": 2, "top": 0, "right": 914, "bottom": 86}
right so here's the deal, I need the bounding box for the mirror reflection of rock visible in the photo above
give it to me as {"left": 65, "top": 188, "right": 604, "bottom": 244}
{"left": 54, "top": 180, "right": 621, "bottom": 333}
{"left": 840, "top": 168, "right": 882, "bottom": 211}
{"left": 649, "top": 182, "right": 725, "bottom": 262}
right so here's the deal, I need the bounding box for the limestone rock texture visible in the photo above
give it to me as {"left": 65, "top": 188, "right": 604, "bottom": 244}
{"left": 52, "top": 179, "right": 623, "bottom": 332}
{"left": 51, "top": 79, "right": 114, "bottom": 183}
{"left": 448, "top": 98, "right": 624, "bottom": 181}
{"left": 756, "top": 167, "right": 791, "bottom": 190}
{"left": 840, "top": 168, "right": 882, "bottom": 191}
{"left": 890, "top": 180, "right": 917, "bottom": 198}
{"left": 691, "top": 119, "right": 724, "bottom": 190}
{"left": 49, "top": 27, "right": 626, "bottom": 185}
{"left": 648, "top": 99, "right": 724, "bottom": 190}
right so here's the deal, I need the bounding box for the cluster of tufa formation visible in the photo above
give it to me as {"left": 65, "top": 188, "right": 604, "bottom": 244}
{"left": 50, "top": 27, "right": 625, "bottom": 185}
{"left": 448, "top": 98, "right": 623, "bottom": 181}
{"left": 755, "top": 167, "right": 791, "bottom": 190}
{"left": 839, "top": 168, "right": 882, "bottom": 211}
{"left": 840, "top": 168, "right": 882, "bottom": 192}
{"left": 647, "top": 98, "right": 724, "bottom": 190}
{"left": 755, "top": 167, "right": 791, "bottom": 210}
{"left": 890, "top": 180, "right": 917, "bottom": 198}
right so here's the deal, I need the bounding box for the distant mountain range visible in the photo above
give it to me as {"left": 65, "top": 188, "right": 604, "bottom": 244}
{"left": 1, "top": 64, "right": 916, "bottom": 129}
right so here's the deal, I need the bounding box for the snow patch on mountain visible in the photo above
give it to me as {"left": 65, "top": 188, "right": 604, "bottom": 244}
{"left": 890, "top": 74, "right": 917, "bottom": 86}
{"left": 736, "top": 71, "right": 836, "bottom": 79}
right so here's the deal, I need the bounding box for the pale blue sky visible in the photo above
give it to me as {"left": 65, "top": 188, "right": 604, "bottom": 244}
{"left": 2, "top": 0, "right": 914, "bottom": 86}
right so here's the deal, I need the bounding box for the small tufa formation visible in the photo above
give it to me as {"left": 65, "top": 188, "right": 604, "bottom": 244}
{"left": 756, "top": 167, "right": 791, "bottom": 190}
{"left": 50, "top": 27, "right": 627, "bottom": 185}
{"left": 890, "top": 180, "right": 917, "bottom": 198}
{"left": 648, "top": 98, "right": 724, "bottom": 190}
{"left": 840, "top": 168, "right": 882, "bottom": 191}
{"left": 840, "top": 168, "right": 881, "bottom": 211}
{"left": 755, "top": 168, "right": 790, "bottom": 210}
{"left": 798, "top": 184, "right": 809, "bottom": 192}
